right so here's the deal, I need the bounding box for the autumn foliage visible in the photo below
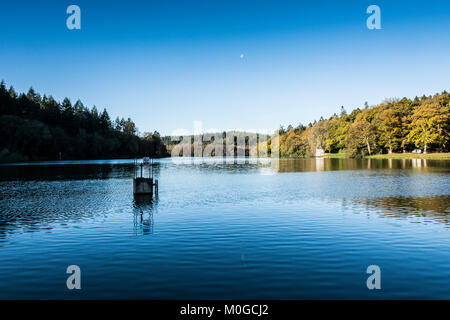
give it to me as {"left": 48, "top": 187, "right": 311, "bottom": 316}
{"left": 279, "top": 92, "right": 450, "bottom": 157}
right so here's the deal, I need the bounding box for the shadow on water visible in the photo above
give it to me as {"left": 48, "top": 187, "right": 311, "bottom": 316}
{"left": 0, "top": 163, "right": 120, "bottom": 181}
{"left": 132, "top": 195, "right": 158, "bottom": 235}
{"left": 0, "top": 161, "right": 164, "bottom": 181}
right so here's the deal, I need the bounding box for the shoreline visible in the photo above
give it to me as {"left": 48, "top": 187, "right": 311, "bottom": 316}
{"left": 365, "top": 153, "right": 450, "bottom": 160}
{"left": 2, "top": 153, "right": 450, "bottom": 165}
{"left": 324, "top": 153, "right": 450, "bottom": 160}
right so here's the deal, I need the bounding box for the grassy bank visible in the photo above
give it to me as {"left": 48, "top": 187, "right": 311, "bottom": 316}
{"left": 323, "top": 153, "right": 349, "bottom": 158}
{"left": 366, "top": 153, "right": 450, "bottom": 160}
{"left": 323, "top": 152, "right": 450, "bottom": 160}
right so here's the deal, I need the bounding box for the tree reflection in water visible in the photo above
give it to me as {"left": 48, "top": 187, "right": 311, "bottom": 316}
{"left": 133, "top": 195, "right": 157, "bottom": 235}
{"left": 352, "top": 195, "right": 450, "bottom": 226}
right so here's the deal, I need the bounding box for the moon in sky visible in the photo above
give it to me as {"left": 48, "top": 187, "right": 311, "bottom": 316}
{"left": 240, "top": 53, "right": 245, "bottom": 59}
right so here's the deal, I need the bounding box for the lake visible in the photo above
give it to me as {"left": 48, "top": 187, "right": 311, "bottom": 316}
{"left": 0, "top": 157, "right": 449, "bottom": 299}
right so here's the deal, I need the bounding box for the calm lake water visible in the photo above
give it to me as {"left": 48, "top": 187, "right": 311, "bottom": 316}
{"left": 0, "top": 157, "right": 449, "bottom": 299}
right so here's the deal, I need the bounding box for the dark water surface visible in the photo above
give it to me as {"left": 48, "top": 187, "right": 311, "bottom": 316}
{"left": 0, "top": 158, "right": 449, "bottom": 299}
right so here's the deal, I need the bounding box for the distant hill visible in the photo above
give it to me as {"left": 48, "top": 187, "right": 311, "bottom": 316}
{"left": 163, "top": 131, "right": 271, "bottom": 157}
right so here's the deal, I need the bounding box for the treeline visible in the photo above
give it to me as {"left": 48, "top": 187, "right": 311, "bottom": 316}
{"left": 0, "top": 80, "right": 168, "bottom": 163}
{"left": 279, "top": 92, "right": 450, "bottom": 157}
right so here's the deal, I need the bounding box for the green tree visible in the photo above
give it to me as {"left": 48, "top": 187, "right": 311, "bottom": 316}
{"left": 346, "top": 120, "right": 376, "bottom": 156}
{"left": 377, "top": 108, "right": 402, "bottom": 153}
{"left": 407, "top": 100, "right": 450, "bottom": 153}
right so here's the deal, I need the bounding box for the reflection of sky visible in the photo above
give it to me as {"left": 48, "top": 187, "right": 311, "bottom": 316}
{"left": 1, "top": 0, "right": 450, "bottom": 135}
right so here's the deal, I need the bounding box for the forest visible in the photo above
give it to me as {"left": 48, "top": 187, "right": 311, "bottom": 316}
{"left": 1, "top": 79, "right": 448, "bottom": 162}
{"left": 277, "top": 92, "right": 450, "bottom": 157}
{"left": 0, "top": 80, "right": 168, "bottom": 163}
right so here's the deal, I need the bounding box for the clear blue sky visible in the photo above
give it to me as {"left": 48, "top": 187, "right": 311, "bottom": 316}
{"left": 1, "top": 0, "right": 449, "bottom": 135}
